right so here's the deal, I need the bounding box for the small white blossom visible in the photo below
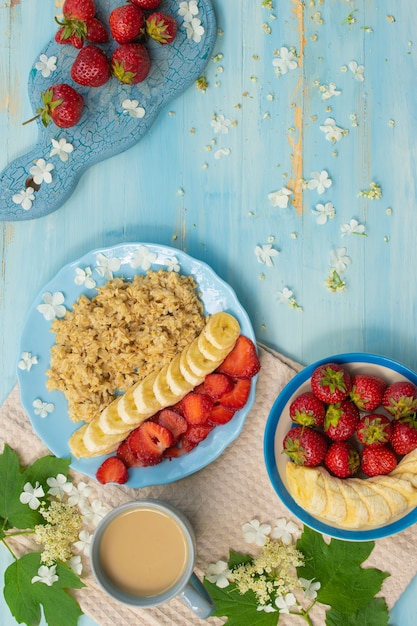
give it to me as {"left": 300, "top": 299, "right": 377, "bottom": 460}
{"left": 270, "top": 518, "right": 301, "bottom": 545}
{"left": 214, "top": 147, "right": 231, "bottom": 159}
{"left": 50, "top": 138, "right": 74, "bottom": 162}
{"left": 95, "top": 253, "right": 121, "bottom": 280}
{"left": 130, "top": 245, "right": 157, "bottom": 271}
{"left": 348, "top": 60, "right": 365, "bottom": 82}
{"left": 178, "top": 0, "right": 199, "bottom": 22}
{"left": 34, "top": 54, "right": 57, "bottom": 78}
{"left": 47, "top": 474, "right": 72, "bottom": 499}
{"left": 276, "top": 287, "right": 301, "bottom": 310}
{"left": 122, "top": 98, "right": 145, "bottom": 118}
{"left": 29, "top": 159, "right": 54, "bottom": 185}
{"left": 37, "top": 291, "right": 66, "bottom": 320}
{"left": 257, "top": 604, "right": 277, "bottom": 613}
{"left": 18, "top": 351, "right": 38, "bottom": 371}
{"left": 312, "top": 201, "right": 336, "bottom": 224}
{"left": 275, "top": 592, "right": 298, "bottom": 614}
{"left": 20, "top": 481, "right": 45, "bottom": 510}
{"left": 67, "top": 481, "right": 93, "bottom": 507}
{"left": 33, "top": 399, "right": 55, "bottom": 418}
{"left": 185, "top": 17, "right": 205, "bottom": 42}
{"left": 242, "top": 519, "right": 271, "bottom": 546}
{"left": 165, "top": 257, "right": 180, "bottom": 272}
{"left": 272, "top": 47, "right": 298, "bottom": 75}
{"left": 321, "top": 82, "right": 341, "bottom": 100}
{"left": 211, "top": 114, "right": 231, "bottom": 134}
{"left": 31, "top": 564, "right": 58, "bottom": 586}
{"left": 341, "top": 218, "right": 366, "bottom": 236}
{"left": 319, "top": 118, "right": 345, "bottom": 142}
{"left": 68, "top": 555, "right": 83, "bottom": 576}
{"left": 74, "top": 266, "right": 96, "bottom": 289}
{"left": 330, "top": 247, "right": 351, "bottom": 273}
{"left": 80, "top": 499, "right": 110, "bottom": 526}
{"left": 307, "top": 170, "right": 332, "bottom": 194}
{"left": 12, "top": 187, "right": 35, "bottom": 211}
{"left": 268, "top": 187, "right": 292, "bottom": 208}
{"left": 299, "top": 578, "right": 321, "bottom": 601}
{"left": 74, "top": 529, "right": 92, "bottom": 556}
{"left": 206, "top": 560, "right": 232, "bottom": 588}
{"left": 255, "top": 244, "right": 279, "bottom": 267}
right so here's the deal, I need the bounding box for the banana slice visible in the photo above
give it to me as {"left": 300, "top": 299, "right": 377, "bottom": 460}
{"left": 395, "top": 472, "right": 417, "bottom": 489}
{"left": 337, "top": 479, "right": 369, "bottom": 528}
{"left": 186, "top": 339, "right": 219, "bottom": 377}
{"left": 179, "top": 345, "right": 204, "bottom": 386}
{"left": 83, "top": 419, "right": 128, "bottom": 454}
{"left": 369, "top": 475, "right": 417, "bottom": 507}
{"left": 166, "top": 353, "right": 194, "bottom": 396}
{"left": 197, "top": 333, "right": 230, "bottom": 362}
{"left": 286, "top": 463, "right": 327, "bottom": 516}
{"left": 320, "top": 472, "right": 347, "bottom": 523}
{"left": 99, "top": 399, "right": 131, "bottom": 435}
{"left": 203, "top": 312, "right": 240, "bottom": 350}
{"left": 347, "top": 479, "right": 392, "bottom": 526}
{"left": 362, "top": 479, "right": 408, "bottom": 519}
{"left": 132, "top": 370, "right": 161, "bottom": 415}
{"left": 153, "top": 363, "right": 180, "bottom": 406}
{"left": 70, "top": 424, "right": 121, "bottom": 458}
{"left": 390, "top": 449, "right": 417, "bottom": 475}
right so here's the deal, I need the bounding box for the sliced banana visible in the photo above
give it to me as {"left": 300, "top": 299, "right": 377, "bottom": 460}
{"left": 117, "top": 389, "right": 147, "bottom": 426}
{"left": 186, "top": 338, "right": 219, "bottom": 377}
{"left": 197, "top": 333, "right": 230, "bottom": 362}
{"left": 369, "top": 475, "right": 417, "bottom": 507}
{"left": 83, "top": 419, "right": 128, "bottom": 454}
{"left": 391, "top": 449, "right": 417, "bottom": 475}
{"left": 286, "top": 463, "right": 327, "bottom": 516}
{"left": 99, "top": 399, "right": 131, "bottom": 435}
{"left": 132, "top": 370, "right": 161, "bottom": 415}
{"left": 166, "top": 353, "right": 194, "bottom": 396}
{"left": 179, "top": 346, "right": 204, "bottom": 386}
{"left": 153, "top": 363, "right": 180, "bottom": 406}
{"left": 347, "top": 479, "right": 391, "bottom": 526}
{"left": 337, "top": 479, "right": 369, "bottom": 528}
{"left": 320, "top": 471, "right": 347, "bottom": 523}
{"left": 362, "top": 479, "right": 409, "bottom": 517}
{"left": 203, "top": 312, "right": 240, "bottom": 350}
{"left": 70, "top": 424, "right": 121, "bottom": 458}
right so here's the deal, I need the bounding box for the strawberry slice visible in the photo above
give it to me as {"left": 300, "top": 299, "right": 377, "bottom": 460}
{"left": 157, "top": 409, "right": 187, "bottom": 441}
{"left": 218, "top": 378, "right": 251, "bottom": 409}
{"left": 208, "top": 402, "right": 236, "bottom": 425}
{"left": 127, "top": 422, "right": 173, "bottom": 461}
{"left": 117, "top": 440, "right": 147, "bottom": 468}
{"left": 181, "top": 425, "right": 213, "bottom": 451}
{"left": 181, "top": 392, "right": 213, "bottom": 425}
{"left": 217, "top": 336, "right": 260, "bottom": 379}
{"left": 96, "top": 456, "right": 128, "bottom": 484}
{"left": 203, "top": 373, "right": 234, "bottom": 399}
{"left": 164, "top": 445, "right": 186, "bottom": 459}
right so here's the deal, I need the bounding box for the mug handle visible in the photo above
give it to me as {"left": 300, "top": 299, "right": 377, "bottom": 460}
{"left": 178, "top": 572, "right": 215, "bottom": 619}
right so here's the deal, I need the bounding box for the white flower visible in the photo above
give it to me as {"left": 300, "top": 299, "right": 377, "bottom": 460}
{"left": 95, "top": 253, "right": 121, "bottom": 280}
{"left": 275, "top": 592, "right": 297, "bottom": 614}
{"left": 242, "top": 519, "right": 271, "bottom": 546}
{"left": 12, "top": 187, "right": 35, "bottom": 211}
{"left": 122, "top": 98, "right": 145, "bottom": 118}
{"left": 319, "top": 118, "right": 345, "bottom": 142}
{"left": 299, "top": 577, "right": 321, "bottom": 601}
{"left": 31, "top": 564, "right": 58, "bottom": 586}
{"left": 68, "top": 555, "right": 83, "bottom": 576}
{"left": 211, "top": 114, "right": 231, "bottom": 134}
{"left": 47, "top": 474, "right": 72, "bottom": 499}
{"left": 184, "top": 17, "right": 205, "bottom": 43}
{"left": 67, "top": 481, "right": 93, "bottom": 507}
{"left": 34, "top": 54, "right": 57, "bottom": 78}
{"left": 307, "top": 170, "right": 332, "bottom": 194}
{"left": 29, "top": 159, "right": 54, "bottom": 185}
{"left": 257, "top": 604, "right": 277, "bottom": 613}
{"left": 80, "top": 499, "right": 110, "bottom": 526}
{"left": 130, "top": 245, "right": 157, "bottom": 271}
{"left": 33, "top": 399, "right": 55, "bottom": 418}
{"left": 20, "top": 481, "right": 45, "bottom": 510}
{"left": 348, "top": 60, "right": 365, "bottom": 82}
{"left": 37, "top": 291, "right": 66, "bottom": 320}
{"left": 270, "top": 518, "right": 301, "bottom": 545}
{"left": 206, "top": 560, "right": 232, "bottom": 588}
{"left": 330, "top": 247, "right": 351, "bottom": 273}
{"left": 214, "top": 147, "right": 231, "bottom": 159}
{"left": 312, "top": 201, "right": 336, "bottom": 224}
{"left": 321, "top": 82, "right": 341, "bottom": 101}
{"left": 178, "top": 0, "right": 199, "bottom": 22}
{"left": 165, "top": 257, "right": 180, "bottom": 272}
{"left": 18, "top": 351, "right": 38, "bottom": 371}
{"left": 50, "top": 138, "right": 74, "bottom": 162}
{"left": 268, "top": 186, "right": 292, "bottom": 208}
{"left": 74, "top": 266, "right": 96, "bottom": 289}
{"left": 255, "top": 244, "right": 279, "bottom": 267}
{"left": 272, "top": 47, "right": 298, "bottom": 75}
{"left": 340, "top": 218, "right": 366, "bottom": 236}
{"left": 74, "top": 529, "right": 92, "bottom": 556}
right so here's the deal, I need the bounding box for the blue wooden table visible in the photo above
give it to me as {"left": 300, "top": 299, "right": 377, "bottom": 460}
{"left": 1, "top": 1, "right": 417, "bottom": 624}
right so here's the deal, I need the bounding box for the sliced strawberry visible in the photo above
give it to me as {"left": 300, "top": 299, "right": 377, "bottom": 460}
{"left": 96, "top": 456, "right": 128, "bottom": 484}
{"left": 157, "top": 409, "right": 187, "bottom": 441}
{"left": 218, "top": 378, "right": 251, "bottom": 409}
{"left": 217, "top": 336, "right": 260, "bottom": 379}
{"left": 127, "top": 422, "right": 173, "bottom": 460}
{"left": 117, "top": 440, "right": 147, "bottom": 468}
{"left": 203, "top": 373, "right": 234, "bottom": 399}
{"left": 182, "top": 424, "right": 213, "bottom": 449}
{"left": 164, "top": 445, "right": 186, "bottom": 459}
{"left": 208, "top": 402, "right": 236, "bottom": 425}
{"left": 181, "top": 392, "right": 213, "bottom": 425}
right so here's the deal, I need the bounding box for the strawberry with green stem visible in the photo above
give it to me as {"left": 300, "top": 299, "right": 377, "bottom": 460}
{"left": 391, "top": 416, "right": 417, "bottom": 455}
{"left": 109, "top": 4, "right": 146, "bottom": 44}
{"left": 311, "top": 362, "right": 352, "bottom": 404}
{"left": 350, "top": 373, "right": 387, "bottom": 411}
{"left": 324, "top": 399, "right": 359, "bottom": 441}
{"left": 24, "top": 84, "right": 84, "bottom": 128}
{"left": 289, "top": 391, "right": 326, "bottom": 428}
{"left": 146, "top": 11, "right": 178, "bottom": 44}
{"left": 382, "top": 381, "right": 417, "bottom": 419}
{"left": 111, "top": 43, "right": 151, "bottom": 84}
{"left": 357, "top": 413, "right": 393, "bottom": 447}
{"left": 283, "top": 425, "right": 328, "bottom": 467}
{"left": 324, "top": 441, "right": 361, "bottom": 478}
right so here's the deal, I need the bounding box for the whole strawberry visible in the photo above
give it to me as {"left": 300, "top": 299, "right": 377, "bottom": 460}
{"left": 382, "top": 381, "right": 417, "bottom": 419}
{"left": 109, "top": 4, "right": 146, "bottom": 44}
{"left": 62, "top": 0, "right": 96, "bottom": 21}
{"left": 71, "top": 45, "right": 111, "bottom": 87}
{"left": 282, "top": 425, "right": 328, "bottom": 467}
{"left": 361, "top": 445, "right": 398, "bottom": 477}
{"left": 350, "top": 373, "right": 387, "bottom": 411}
{"left": 324, "top": 441, "right": 360, "bottom": 478}
{"left": 146, "top": 11, "right": 178, "bottom": 44}
{"left": 32, "top": 84, "right": 84, "bottom": 128}
{"left": 111, "top": 43, "right": 151, "bottom": 84}
{"left": 391, "top": 417, "right": 417, "bottom": 455}
{"left": 55, "top": 15, "right": 108, "bottom": 48}
{"left": 130, "top": 0, "right": 161, "bottom": 9}
{"left": 311, "top": 362, "right": 352, "bottom": 404}
{"left": 357, "top": 413, "right": 393, "bottom": 448}
{"left": 289, "top": 391, "right": 325, "bottom": 428}
{"left": 323, "top": 399, "right": 359, "bottom": 441}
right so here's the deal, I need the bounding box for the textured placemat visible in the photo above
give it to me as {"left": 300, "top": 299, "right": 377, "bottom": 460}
{"left": 1, "top": 346, "right": 416, "bottom": 625}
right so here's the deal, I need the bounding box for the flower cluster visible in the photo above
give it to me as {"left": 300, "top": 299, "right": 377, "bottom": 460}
{"left": 178, "top": 1, "right": 205, "bottom": 43}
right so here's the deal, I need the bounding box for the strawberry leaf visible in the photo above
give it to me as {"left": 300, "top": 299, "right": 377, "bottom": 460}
{"left": 326, "top": 597, "right": 389, "bottom": 626}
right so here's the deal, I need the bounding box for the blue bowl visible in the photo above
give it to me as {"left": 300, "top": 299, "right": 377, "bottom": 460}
{"left": 264, "top": 353, "right": 417, "bottom": 541}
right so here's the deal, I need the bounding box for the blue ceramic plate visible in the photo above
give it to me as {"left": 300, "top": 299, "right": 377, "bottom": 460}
{"left": 17, "top": 243, "right": 257, "bottom": 487}
{"left": 264, "top": 353, "right": 417, "bottom": 541}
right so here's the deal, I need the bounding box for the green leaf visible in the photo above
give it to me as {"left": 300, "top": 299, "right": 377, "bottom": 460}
{"left": 326, "top": 597, "right": 389, "bottom": 626}
{"left": 203, "top": 579, "right": 278, "bottom": 626}
{"left": 4, "top": 552, "right": 84, "bottom": 626}
{"left": 296, "top": 526, "right": 389, "bottom": 614}
{"left": 228, "top": 549, "right": 253, "bottom": 569}
{"left": 0, "top": 444, "right": 39, "bottom": 530}
{"left": 23, "top": 455, "right": 71, "bottom": 489}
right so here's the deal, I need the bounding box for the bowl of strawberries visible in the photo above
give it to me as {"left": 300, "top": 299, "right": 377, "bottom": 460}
{"left": 264, "top": 353, "right": 417, "bottom": 540}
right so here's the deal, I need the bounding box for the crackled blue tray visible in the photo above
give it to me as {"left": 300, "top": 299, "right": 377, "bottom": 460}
{"left": 0, "top": 0, "right": 216, "bottom": 221}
